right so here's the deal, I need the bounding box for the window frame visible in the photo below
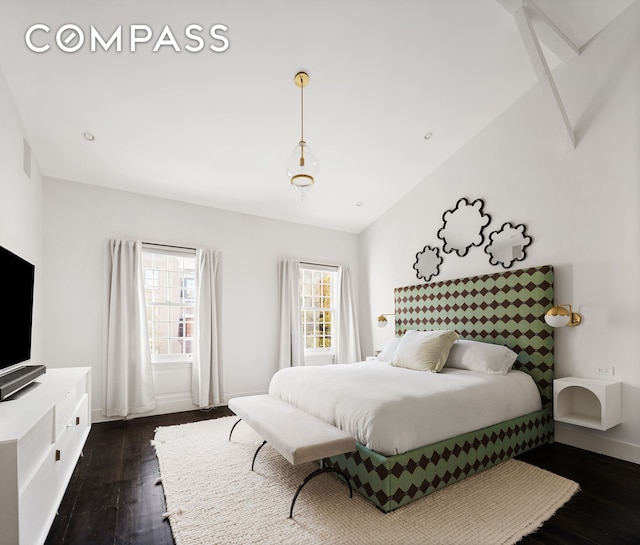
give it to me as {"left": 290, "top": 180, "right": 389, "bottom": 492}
{"left": 141, "top": 244, "right": 197, "bottom": 364}
{"left": 299, "top": 263, "right": 337, "bottom": 354}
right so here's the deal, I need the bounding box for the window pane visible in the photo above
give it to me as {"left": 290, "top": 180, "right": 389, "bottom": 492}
{"left": 168, "top": 271, "right": 182, "bottom": 290}
{"left": 182, "top": 278, "right": 195, "bottom": 302}
{"left": 153, "top": 254, "right": 168, "bottom": 269}
{"left": 144, "top": 269, "right": 155, "bottom": 288}
{"left": 155, "top": 269, "right": 167, "bottom": 286}
{"left": 157, "top": 321, "right": 171, "bottom": 338}
{"left": 151, "top": 287, "right": 165, "bottom": 303}
{"left": 154, "top": 339, "right": 168, "bottom": 355}
{"left": 182, "top": 316, "right": 194, "bottom": 338}
{"left": 169, "top": 339, "right": 184, "bottom": 354}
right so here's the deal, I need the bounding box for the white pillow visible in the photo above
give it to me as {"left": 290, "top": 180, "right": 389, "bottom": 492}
{"left": 445, "top": 339, "right": 518, "bottom": 375}
{"left": 390, "top": 330, "right": 458, "bottom": 372}
{"left": 376, "top": 337, "right": 402, "bottom": 362}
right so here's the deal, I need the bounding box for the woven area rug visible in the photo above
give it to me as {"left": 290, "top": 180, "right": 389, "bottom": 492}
{"left": 153, "top": 416, "right": 578, "bottom": 545}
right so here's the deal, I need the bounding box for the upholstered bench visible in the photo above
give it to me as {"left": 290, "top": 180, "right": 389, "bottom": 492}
{"left": 228, "top": 394, "right": 356, "bottom": 518}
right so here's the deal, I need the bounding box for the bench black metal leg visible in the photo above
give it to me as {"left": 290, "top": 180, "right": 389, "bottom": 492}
{"left": 228, "top": 418, "right": 242, "bottom": 441}
{"left": 289, "top": 464, "right": 353, "bottom": 518}
{"left": 251, "top": 440, "right": 267, "bottom": 471}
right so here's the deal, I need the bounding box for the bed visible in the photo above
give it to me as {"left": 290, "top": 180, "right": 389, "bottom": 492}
{"left": 270, "top": 361, "right": 543, "bottom": 456}
{"left": 271, "top": 265, "right": 555, "bottom": 512}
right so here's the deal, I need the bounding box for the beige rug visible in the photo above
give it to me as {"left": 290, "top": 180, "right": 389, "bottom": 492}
{"left": 153, "top": 416, "right": 578, "bottom": 545}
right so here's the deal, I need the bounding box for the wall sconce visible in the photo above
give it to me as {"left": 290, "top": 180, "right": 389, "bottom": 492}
{"left": 544, "top": 304, "right": 582, "bottom": 327}
{"left": 377, "top": 314, "right": 395, "bottom": 328}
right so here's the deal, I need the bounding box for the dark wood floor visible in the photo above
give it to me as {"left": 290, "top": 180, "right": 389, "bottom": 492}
{"left": 45, "top": 409, "right": 640, "bottom": 545}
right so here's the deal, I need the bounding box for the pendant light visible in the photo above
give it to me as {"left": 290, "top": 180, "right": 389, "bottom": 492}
{"left": 287, "top": 71, "right": 318, "bottom": 199}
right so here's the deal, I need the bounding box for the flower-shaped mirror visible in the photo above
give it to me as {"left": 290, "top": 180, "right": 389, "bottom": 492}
{"left": 437, "top": 198, "right": 491, "bottom": 257}
{"left": 484, "top": 222, "right": 532, "bottom": 269}
{"left": 413, "top": 245, "right": 442, "bottom": 282}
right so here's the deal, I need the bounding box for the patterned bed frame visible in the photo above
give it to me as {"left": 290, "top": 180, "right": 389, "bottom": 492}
{"left": 325, "top": 265, "right": 555, "bottom": 512}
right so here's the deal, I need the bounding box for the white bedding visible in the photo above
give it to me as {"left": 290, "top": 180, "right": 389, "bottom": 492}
{"left": 268, "top": 360, "right": 542, "bottom": 456}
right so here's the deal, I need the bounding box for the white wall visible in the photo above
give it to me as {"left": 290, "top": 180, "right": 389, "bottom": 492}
{"left": 42, "top": 178, "right": 358, "bottom": 419}
{"left": 0, "top": 67, "right": 44, "bottom": 365}
{"left": 359, "top": 4, "right": 640, "bottom": 463}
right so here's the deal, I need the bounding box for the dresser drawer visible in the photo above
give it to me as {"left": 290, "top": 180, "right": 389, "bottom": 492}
{"left": 75, "top": 394, "right": 90, "bottom": 439}
{"left": 74, "top": 373, "right": 88, "bottom": 403}
{"left": 19, "top": 444, "right": 58, "bottom": 545}
{"left": 54, "top": 388, "right": 76, "bottom": 440}
{"left": 17, "top": 408, "right": 55, "bottom": 487}
{"left": 53, "top": 418, "right": 79, "bottom": 488}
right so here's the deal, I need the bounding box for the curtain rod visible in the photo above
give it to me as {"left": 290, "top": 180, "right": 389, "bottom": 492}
{"left": 142, "top": 241, "right": 196, "bottom": 251}
{"left": 299, "top": 261, "right": 339, "bottom": 270}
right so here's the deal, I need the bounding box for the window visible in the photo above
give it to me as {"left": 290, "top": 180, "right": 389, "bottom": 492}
{"left": 142, "top": 247, "right": 196, "bottom": 362}
{"left": 299, "top": 265, "right": 337, "bottom": 352}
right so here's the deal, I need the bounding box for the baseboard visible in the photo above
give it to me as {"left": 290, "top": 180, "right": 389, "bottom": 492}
{"left": 223, "top": 389, "right": 267, "bottom": 404}
{"left": 92, "top": 392, "right": 196, "bottom": 423}
{"left": 555, "top": 425, "right": 640, "bottom": 465}
{"left": 92, "top": 390, "right": 269, "bottom": 423}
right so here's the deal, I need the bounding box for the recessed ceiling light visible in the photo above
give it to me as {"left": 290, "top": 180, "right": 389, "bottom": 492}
{"left": 356, "top": 201, "right": 364, "bottom": 207}
{"left": 82, "top": 131, "right": 95, "bottom": 142}
{"left": 424, "top": 132, "right": 433, "bottom": 140}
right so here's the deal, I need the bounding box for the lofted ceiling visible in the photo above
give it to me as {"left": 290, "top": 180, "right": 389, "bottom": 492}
{"left": 0, "top": 0, "right": 635, "bottom": 233}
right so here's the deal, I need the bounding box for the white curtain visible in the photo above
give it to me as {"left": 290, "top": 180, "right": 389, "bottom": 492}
{"left": 191, "top": 249, "right": 222, "bottom": 408}
{"left": 105, "top": 239, "right": 155, "bottom": 417}
{"left": 336, "top": 266, "right": 362, "bottom": 364}
{"left": 278, "top": 260, "right": 304, "bottom": 369}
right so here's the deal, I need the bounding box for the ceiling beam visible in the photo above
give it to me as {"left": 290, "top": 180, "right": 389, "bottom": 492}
{"left": 524, "top": 1, "right": 579, "bottom": 62}
{"left": 497, "top": 0, "right": 579, "bottom": 61}
{"left": 499, "top": 0, "right": 576, "bottom": 150}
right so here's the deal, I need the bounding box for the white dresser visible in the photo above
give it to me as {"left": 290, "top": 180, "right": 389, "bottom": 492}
{"left": 0, "top": 367, "right": 91, "bottom": 545}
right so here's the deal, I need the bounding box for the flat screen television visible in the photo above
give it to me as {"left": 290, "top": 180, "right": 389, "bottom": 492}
{"left": 0, "top": 245, "right": 35, "bottom": 376}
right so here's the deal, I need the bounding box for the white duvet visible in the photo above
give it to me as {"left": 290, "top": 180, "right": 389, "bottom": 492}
{"left": 268, "top": 360, "right": 542, "bottom": 456}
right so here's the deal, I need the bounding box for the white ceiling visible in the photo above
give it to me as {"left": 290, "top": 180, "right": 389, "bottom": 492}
{"left": 0, "top": 0, "right": 635, "bottom": 233}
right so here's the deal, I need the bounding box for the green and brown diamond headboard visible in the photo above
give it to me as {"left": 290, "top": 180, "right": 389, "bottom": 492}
{"left": 394, "top": 265, "right": 554, "bottom": 408}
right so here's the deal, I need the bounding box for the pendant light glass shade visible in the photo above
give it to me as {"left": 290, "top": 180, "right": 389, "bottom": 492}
{"left": 287, "top": 140, "right": 318, "bottom": 199}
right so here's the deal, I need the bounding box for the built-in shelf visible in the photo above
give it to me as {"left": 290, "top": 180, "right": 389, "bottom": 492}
{"left": 554, "top": 377, "right": 621, "bottom": 431}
